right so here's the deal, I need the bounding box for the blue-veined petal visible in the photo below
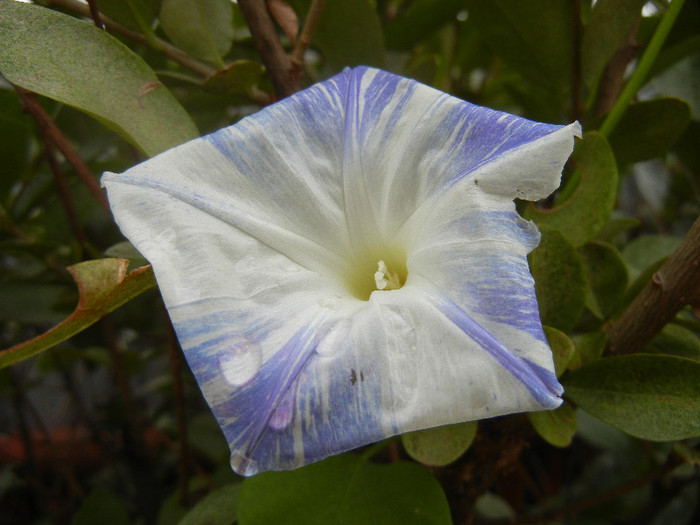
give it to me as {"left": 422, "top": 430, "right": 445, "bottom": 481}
{"left": 102, "top": 66, "right": 580, "bottom": 475}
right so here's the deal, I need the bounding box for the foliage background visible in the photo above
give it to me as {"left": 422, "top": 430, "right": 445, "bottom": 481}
{"left": 1, "top": 0, "right": 699, "bottom": 523}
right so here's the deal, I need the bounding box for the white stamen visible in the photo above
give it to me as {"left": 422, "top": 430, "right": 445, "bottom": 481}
{"left": 374, "top": 260, "right": 389, "bottom": 290}
{"left": 374, "top": 260, "right": 401, "bottom": 291}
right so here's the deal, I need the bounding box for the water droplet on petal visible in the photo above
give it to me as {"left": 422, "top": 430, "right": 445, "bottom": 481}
{"left": 269, "top": 387, "right": 295, "bottom": 430}
{"left": 217, "top": 335, "right": 263, "bottom": 387}
{"left": 230, "top": 454, "right": 259, "bottom": 476}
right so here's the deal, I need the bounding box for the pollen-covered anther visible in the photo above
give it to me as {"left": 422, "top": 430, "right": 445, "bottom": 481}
{"left": 374, "top": 260, "right": 403, "bottom": 291}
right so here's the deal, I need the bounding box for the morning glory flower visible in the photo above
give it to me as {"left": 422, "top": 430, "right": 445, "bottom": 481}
{"left": 102, "top": 67, "right": 580, "bottom": 476}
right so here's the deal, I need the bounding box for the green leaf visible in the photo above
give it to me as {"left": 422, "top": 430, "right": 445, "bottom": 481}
{"left": 569, "top": 331, "right": 607, "bottom": 369}
{"left": 581, "top": 0, "right": 647, "bottom": 87}
{"left": 593, "top": 217, "right": 641, "bottom": 244}
{"left": 384, "top": 0, "right": 465, "bottom": 50}
{"left": 525, "top": 132, "right": 618, "bottom": 248}
{"left": 464, "top": 0, "right": 572, "bottom": 92}
{"left": 160, "top": 0, "right": 233, "bottom": 68}
{"left": 313, "top": 0, "right": 385, "bottom": 70}
{"left": 0, "top": 89, "right": 33, "bottom": 199}
{"left": 203, "top": 60, "right": 266, "bottom": 98}
{"left": 607, "top": 98, "right": 691, "bottom": 165}
{"left": 474, "top": 492, "right": 516, "bottom": 521}
{"left": 621, "top": 234, "right": 682, "bottom": 282}
{"left": 563, "top": 354, "right": 700, "bottom": 441}
{"left": 0, "top": 259, "right": 156, "bottom": 369}
{"left": 649, "top": 324, "right": 700, "bottom": 361}
{"left": 401, "top": 421, "right": 478, "bottom": 467}
{"left": 580, "top": 240, "right": 629, "bottom": 319}
{"left": 528, "top": 401, "right": 576, "bottom": 447}
{"left": 529, "top": 227, "right": 587, "bottom": 332}
{"left": 96, "top": 0, "right": 159, "bottom": 32}
{"left": 238, "top": 454, "right": 451, "bottom": 525}
{"left": 72, "top": 487, "right": 130, "bottom": 525}
{"left": 179, "top": 483, "right": 240, "bottom": 525}
{"left": 0, "top": 1, "right": 198, "bottom": 157}
{"left": 544, "top": 326, "right": 576, "bottom": 378}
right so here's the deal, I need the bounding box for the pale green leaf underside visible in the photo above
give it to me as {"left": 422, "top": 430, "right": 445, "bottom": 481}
{"left": 0, "top": 0, "right": 198, "bottom": 157}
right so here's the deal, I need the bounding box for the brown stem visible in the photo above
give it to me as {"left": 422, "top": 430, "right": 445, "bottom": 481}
{"left": 606, "top": 215, "right": 700, "bottom": 354}
{"left": 15, "top": 87, "right": 110, "bottom": 213}
{"left": 439, "top": 416, "right": 532, "bottom": 524}
{"left": 594, "top": 18, "right": 641, "bottom": 116}
{"left": 85, "top": 0, "right": 104, "bottom": 29}
{"left": 165, "top": 309, "right": 191, "bottom": 505}
{"left": 291, "top": 0, "right": 327, "bottom": 64}
{"left": 42, "top": 141, "right": 87, "bottom": 245}
{"left": 238, "top": 0, "right": 301, "bottom": 99}
{"left": 505, "top": 455, "right": 684, "bottom": 524}
{"left": 47, "top": 0, "right": 216, "bottom": 78}
{"left": 101, "top": 317, "right": 147, "bottom": 456}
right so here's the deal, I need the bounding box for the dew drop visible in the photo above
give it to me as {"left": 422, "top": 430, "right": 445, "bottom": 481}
{"left": 217, "top": 334, "right": 263, "bottom": 387}
{"left": 269, "top": 387, "right": 295, "bottom": 430}
{"left": 230, "top": 454, "right": 259, "bottom": 476}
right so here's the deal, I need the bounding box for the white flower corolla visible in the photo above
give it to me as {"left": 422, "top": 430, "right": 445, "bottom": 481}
{"left": 102, "top": 67, "right": 581, "bottom": 476}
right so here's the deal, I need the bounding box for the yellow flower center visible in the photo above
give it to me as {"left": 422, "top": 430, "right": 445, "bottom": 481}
{"left": 344, "top": 248, "right": 407, "bottom": 301}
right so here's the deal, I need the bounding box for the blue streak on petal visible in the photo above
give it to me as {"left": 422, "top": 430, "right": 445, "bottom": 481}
{"left": 462, "top": 252, "right": 547, "bottom": 343}
{"left": 439, "top": 106, "right": 563, "bottom": 186}
{"left": 432, "top": 295, "right": 562, "bottom": 407}
{"left": 414, "top": 210, "right": 547, "bottom": 343}
{"left": 171, "top": 303, "right": 388, "bottom": 474}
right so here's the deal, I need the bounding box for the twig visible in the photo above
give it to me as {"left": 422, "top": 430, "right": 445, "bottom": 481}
{"left": 594, "top": 18, "right": 640, "bottom": 117}
{"left": 164, "top": 309, "right": 191, "bottom": 505}
{"left": 606, "top": 215, "right": 700, "bottom": 354}
{"left": 238, "top": 0, "right": 300, "bottom": 99}
{"left": 42, "top": 140, "right": 87, "bottom": 245}
{"left": 599, "top": 0, "right": 687, "bottom": 137}
{"left": 15, "top": 87, "right": 110, "bottom": 213}
{"left": 291, "top": 0, "right": 327, "bottom": 64}
{"left": 102, "top": 317, "right": 147, "bottom": 457}
{"left": 85, "top": 0, "right": 104, "bottom": 29}
{"left": 518, "top": 455, "right": 683, "bottom": 524}
{"left": 47, "top": 0, "right": 216, "bottom": 78}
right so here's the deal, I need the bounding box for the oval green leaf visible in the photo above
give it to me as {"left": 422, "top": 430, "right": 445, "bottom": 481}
{"left": 238, "top": 454, "right": 451, "bottom": 525}
{"left": 313, "top": 0, "right": 385, "bottom": 70}
{"left": 544, "top": 326, "right": 576, "bottom": 378}
{"left": 160, "top": 0, "right": 234, "bottom": 68}
{"left": 528, "top": 402, "right": 577, "bottom": 448}
{"left": 529, "top": 226, "right": 587, "bottom": 332}
{"left": 179, "top": 483, "right": 240, "bottom": 525}
{"left": 608, "top": 98, "right": 691, "bottom": 166}
{"left": 562, "top": 354, "right": 700, "bottom": 441}
{"left": 463, "top": 0, "right": 573, "bottom": 91}
{"left": 0, "top": 1, "right": 198, "bottom": 157}
{"left": 401, "top": 421, "right": 478, "bottom": 467}
{"left": 581, "top": 240, "right": 629, "bottom": 319}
